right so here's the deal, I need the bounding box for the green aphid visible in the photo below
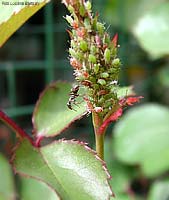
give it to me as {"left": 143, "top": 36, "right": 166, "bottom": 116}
{"left": 69, "top": 48, "right": 76, "bottom": 57}
{"left": 94, "top": 64, "right": 100, "bottom": 74}
{"left": 76, "top": 75, "right": 85, "bottom": 81}
{"left": 89, "top": 76, "right": 97, "bottom": 83}
{"left": 92, "top": 15, "right": 98, "bottom": 31}
{"left": 97, "top": 79, "right": 106, "bottom": 86}
{"left": 103, "top": 108, "right": 109, "bottom": 114}
{"left": 80, "top": 40, "right": 88, "bottom": 52}
{"left": 105, "top": 101, "right": 112, "bottom": 108}
{"left": 72, "top": 29, "right": 77, "bottom": 37}
{"left": 89, "top": 54, "right": 96, "bottom": 64}
{"left": 79, "top": 5, "right": 86, "bottom": 17}
{"left": 88, "top": 96, "right": 94, "bottom": 103}
{"left": 112, "top": 58, "right": 120, "bottom": 67}
{"left": 110, "top": 74, "right": 119, "bottom": 81}
{"left": 108, "top": 67, "right": 117, "bottom": 74}
{"left": 103, "top": 34, "right": 110, "bottom": 45}
{"left": 98, "top": 96, "right": 105, "bottom": 104}
{"left": 99, "top": 67, "right": 106, "bottom": 73}
{"left": 88, "top": 88, "right": 94, "bottom": 96}
{"left": 68, "top": 5, "right": 75, "bottom": 14}
{"left": 90, "top": 45, "right": 97, "bottom": 54}
{"left": 93, "top": 84, "right": 100, "bottom": 90}
{"left": 96, "top": 22, "right": 105, "bottom": 35}
{"left": 85, "top": 1, "right": 92, "bottom": 11}
{"left": 104, "top": 48, "right": 111, "bottom": 63}
{"left": 104, "top": 93, "right": 113, "bottom": 100}
{"left": 101, "top": 72, "right": 109, "bottom": 78}
{"left": 84, "top": 18, "right": 91, "bottom": 31}
{"left": 76, "top": 52, "right": 84, "bottom": 60}
{"left": 71, "top": 40, "right": 76, "bottom": 48}
{"left": 111, "top": 48, "right": 117, "bottom": 57}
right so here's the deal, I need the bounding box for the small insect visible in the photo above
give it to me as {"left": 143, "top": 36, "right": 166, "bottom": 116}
{"left": 67, "top": 85, "right": 80, "bottom": 110}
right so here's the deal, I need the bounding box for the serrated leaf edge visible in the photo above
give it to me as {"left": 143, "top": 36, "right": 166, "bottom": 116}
{"left": 11, "top": 139, "right": 114, "bottom": 199}
{"left": 20, "top": 176, "right": 61, "bottom": 200}
{"left": 0, "top": 0, "right": 50, "bottom": 25}
{"left": 11, "top": 141, "right": 61, "bottom": 199}
{"left": 40, "top": 139, "right": 114, "bottom": 199}
{"left": 0, "top": 0, "right": 50, "bottom": 47}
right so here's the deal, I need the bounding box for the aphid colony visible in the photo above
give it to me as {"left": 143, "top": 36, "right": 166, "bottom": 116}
{"left": 64, "top": 0, "right": 121, "bottom": 117}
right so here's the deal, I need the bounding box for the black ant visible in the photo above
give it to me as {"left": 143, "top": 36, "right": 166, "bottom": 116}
{"left": 67, "top": 85, "right": 80, "bottom": 110}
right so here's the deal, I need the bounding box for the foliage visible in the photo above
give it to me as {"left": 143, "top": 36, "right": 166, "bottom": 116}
{"left": 20, "top": 177, "right": 60, "bottom": 200}
{"left": 101, "top": 0, "right": 169, "bottom": 59}
{"left": 133, "top": 2, "right": 169, "bottom": 59}
{"left": 113, "top": 104, "right": 169, "bottom": 177}
{"left": 0, "top": 154, "right": 15, "bottom": 200}
{"left": 0, "top": 0, "right": 50, "bottom": 47}
{"left": 148, "top": 180, "right": 169, "bottom": 200}
{"left": 32, "top": 82, "right": 86, "bottom": 139}
{"left": 13, "top": 139, "right": 112, "bottom": 200}
{"left": 0, "top": 81, "right": 113, "bottom": 199}
{"left": 0, "top": 0, "right": 169, "bottom": 200}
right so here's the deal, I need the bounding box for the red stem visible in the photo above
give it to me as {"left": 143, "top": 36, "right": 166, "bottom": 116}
{"left": 35, "top": 136, "right": 44, "bottom": 147}
{"left": 0, "top": 110, "right": 34, "bottom": 145}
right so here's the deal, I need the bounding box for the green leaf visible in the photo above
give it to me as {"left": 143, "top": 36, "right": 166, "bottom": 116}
{"left": 0, "top": 0, "right": 49, "bottom": 47}
{"left": 114, "top": 193, "right": 131, "bottom": 200}
{"left": 113, "top": 104, "right": 169, "bottom": 177}
{"left": 0, "top": 154, "right": 15, "bottom": 200}
{"left": 133, "top": 2, "right": 169, "bottom": 59}
{"left": 32, "top": 82, "right": 87, "bottom": 138}
{"left": 148, "top": 180, "right": 169, "bottom": 200}
{"left": 103, "top": 0, "right": 165, "bottom": 30}
{"left": 20, "top": 177, "right": 60, "bottom": 200}
{"left": 108, "top": 161, "right": 133, "bottom": 194}
{"left": 99, "top": 0, "right": 168, "bottom": 59}
{"left": 157, "top": 65, "right": 169, "bottom": 88}
{"left": 13, "top": 139, "right": 113, "bottom": 200}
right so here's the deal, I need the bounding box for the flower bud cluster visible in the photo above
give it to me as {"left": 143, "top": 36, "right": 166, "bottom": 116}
{"left": 63, "top": 0, "right": 121, "bottom": 118}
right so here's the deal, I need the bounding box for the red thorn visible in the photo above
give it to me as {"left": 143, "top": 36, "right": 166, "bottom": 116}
{"left": 120, "top": 96, "right": 143, "bottom": 106}
{"left": 112, "top": 33, "right": 118, "bottom": 47}
{"left": 95, "top": 11, "right": 99, "bottom": 17}
{"left": 125, "top": 96, "right": 143, "bottom": 106}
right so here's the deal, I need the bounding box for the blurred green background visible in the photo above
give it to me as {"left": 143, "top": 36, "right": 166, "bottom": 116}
{"left": 0, "top": 0, "right": 169, "bottom": 199}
